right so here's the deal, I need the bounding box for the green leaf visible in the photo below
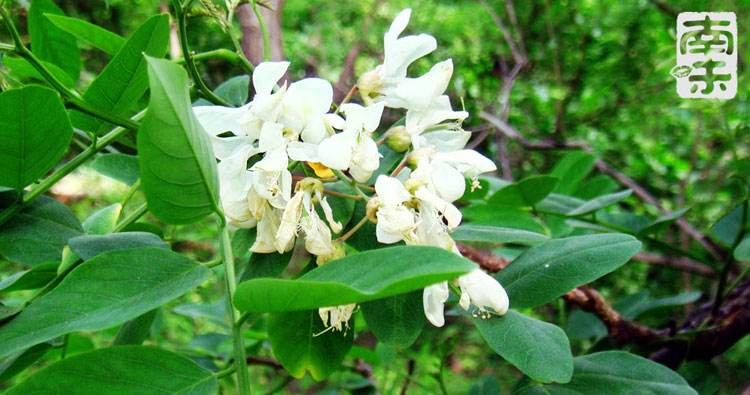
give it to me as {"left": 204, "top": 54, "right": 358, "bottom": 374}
{"left": 474, "top": 310, "right": 573, "bottom": 383}
{"left": 28, "top": 0, "right": 80, "bottom": 80}
{"left": 2, "top": 56, "right": 76, "bottom": 89}
{"left": 536, "top": 193, "right": 586, "bottom": 215}
{"left": 268, "top": 310, "right": 354, "bottom": 380}
{"left": 550, "top": 151, "right": 596, "bottom": 194}
{"left": 735, "top": 235, "right": 750, "bottom": 260}
{"left": 89, "top": 153, "right": 140, "bottom": 185}
{"left": 113, "top": 310, "right": 158, "bottom": 346}
{"left": 496, "top": 234, "right": 641, "bottom": 308}
{"left": 82, "top": 203, "right": 122, "bottom": 235}
{"left": 710, "top": 204, "right": 744, "bottom": 247}
{"left": 514, "top": 351, "right": 697, "bottom": 395}
{"left": 617, "top": 291, "right": 702, "bottom": 320}
{"left": 361, "top": 291, "right": 424, "bottom": 348}
{"left": 576, "top": 174, "right": 619, "bottom": 200}
{"left": 487, "top": 175, "right": 559, "bottom": 207}
{"left": 240, "top": 250, "right": 293, "bottom": 281}
{"left": 566, "top": 190, "right": 632, "bottom": 216}
{"left": 0, "top": 262, "right": 57, "bottom": 293}
{"left": 452, "top": 225, "right": 548, "bottom": 246}
{"left": 68, "top": 232, "right": 168, "bottom": 261}
{"left": 0, "top": 247, "right": 210, "bottom": 358}
{"left": 235, "top": 246, "right": 476, "bottom": 313}
{"left": 194, "top": 75, "right": 250, "bottom": 107}
{"left": 72, "top": 15, "right": 169, "bottom": 134}
{"left": 0, "top": 85, "right": 73, "bottom": 190}
{"left": 0, "top": 196, "right": 82, "bottom": 266}
{"left": 0, "top": 343, "right": 52, "bottom": 383}
{"left": 462, "top": 204, "right": 547, "bottom": 233}
{"left": 138, "top": 56, "right": 220, "bottom": 224}
{"left": 43, "top": 14, "right": 125, "bottom": 56}
{"left": 6, "top": 346, "right": 218, "bottom": 395}
{"left": 639, "top": 208, "right": 690, "bottom": 235}
{"left": 566, "top": 310, "right": 607, "bottom": 340}
{"left": 468, "top": 376, "right": 501, "bottom": 395}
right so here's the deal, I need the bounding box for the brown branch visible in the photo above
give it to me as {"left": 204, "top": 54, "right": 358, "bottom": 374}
{"left": 633, "top": 252, "right": 715, "bottom": 277}
{"left": 457, "top": 244, "right": 509, "bottom": 272}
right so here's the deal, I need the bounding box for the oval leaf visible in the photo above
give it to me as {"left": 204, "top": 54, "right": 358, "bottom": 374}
{"left": 234, "top": 246, "right": 476, "bottom": 313}
{"left": 43, "top": 14, "right": 125, "bottom": 56}
{"left": 89, "top": 153, "right": 140, "bottom": 185}
{"left": 488, "top": 175, "right": 559, "bottom": 207}
{"left": 268, "top": 310, "right": 353, "bottom": 381}
{"left": 138, "top": 56, "right": 220, "bottom": 224}
{"left": 515, "top": 351, "right": 697, "bottom": 395}
{"left": 72, "top": 14, "right": 169, "bottom": 134}
{"left": 28, "top": 0, "right": 80, "bottom": 80}
{"left": 7, "top": 346, "right": 217, "bottom": 395}
{"left": 496, "top": 234, "right": 641, "bottom": 308}
{"left": 0, "top": 85, "right": 73, "bottom": 190}
{"left": 68, "top": 232, "right": 169, "bottom": 261}
{"left": 361, "top": 291, "right": 425, "bottom": 348}
{"left": 0, "top": 247, "right": 210, "bottom": 358}
{"left": 452, "top": 225, "right": 548, "bottom": 246}
{"left": 474, "top": 310, "right": 573, "bottom": 383}
{"left": 566, "top": 190, "right": 632, "bottom": 216}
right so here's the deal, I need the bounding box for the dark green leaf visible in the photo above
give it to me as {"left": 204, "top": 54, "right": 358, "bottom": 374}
{"left": 235, "top": 246, "right": 476, "bottom": 313}
{"left": 43, "top": 14, "right": 125, "bottom": 55}
{"left": 268, "top": 310, "right": 353, "bottom": 380}
{"left": 616, "top": 291, "right": 702, "bottom": 320}
{"left": 28, "top": 0, "right": 80, "bottom": 80}
{"left": 241, "top": 250, "right": 292, "bottom": 281}
{"left": 488, "top": 175, "right": 559, "bottom": 207}
{"left": 0, "top": 248, "right": 211, "bottom": 358}
{"left": 576, "top": 174, "right": 618, "bottom": 200}
{"left": 566, "top": 190, "right": 632, "bottom": 216}
{"left": 710, "top": 204, "right": 744, "bottom": 247}
{"left": 566, "top": 310, "right": 607, "bottom": 340}
{"left": 463, "top": 204, "right": 547, "bottom": 233}
{"left": 68, "top": 232, "right": 168, "bottom": 260}
{"left": 138, "top": 56, "right": 220, "bottom": 224}
{"left": 0, "top": 196, "right": 82, "bottom": 266}
{"left": 194, "top": 75, "right": 250, "bottom": 107}
{"left": 474, "top": 310, "right": 573, "bottom": 383}
{"left": 514, "top": 351, "right": 697, "bottom": 395}
{"left": 6, "top": 346, "right": 217, "bottom": 395}
{"left": 735, "top": 235, "right": 750, "bottom": 260}
{"left": 452, "top": 225, "right": 548, "bottom": 246}
{"left": 113, "top": 310, "right": 158, "bottom": 345}
{"left": 361, "top": 291, "right": 424, "bottom": 348}
{"left": 550, "top": 151, "right": 595, "bottom": 194}
{"left": 639, "top": 208, "right": 690, "bottom": 235}
{"left": 72, "top": 15, "right": 169, "bottom": 134}
{"left": 0, "top": 343, "right": 52, "bottom": 382}
{"left": 496, "top": 234, "right": 641, "bottom": 308}
{"left": 0, "top": 262, "right": 57, "bottom": 293}
{"left": 468, "top": 376, "right": 501, "bottom": 395}
{"left": 89, "top": 153, "right": 140, "bottom": 185}
{"left": 0, "top": 85, "right": 73, "bottom": 190}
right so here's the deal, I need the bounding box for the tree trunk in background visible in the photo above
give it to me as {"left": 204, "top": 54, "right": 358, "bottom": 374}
{"left": 237, "top": 0, "right": 286, "bottom": 65}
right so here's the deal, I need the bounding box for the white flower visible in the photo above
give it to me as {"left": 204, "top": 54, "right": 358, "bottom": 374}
{"left": 423, "top": 282, "right": 450, "bottom": 327}
{"left": 316, "top": 102, "right": 385, "bottom": 182}
{"left": 373, "top": 176, "right": 417, "bottom": 244}
{"left": 275, "top": 179, "right": 342, "bottom": 255}
{"left": 250, "top": 202, "right": 287, "bottom": 253}
{"left": 359, "top": 9, "right": 436, "bottom": 98}
{"left": 458, "top": 269, "right": 509, "bottom": 317}
{"left": 319, "top": 304, "right": 356, "bottom": 332}
{"left": 279, "top": 78, "right": 334, "bottom": 144}
{"left": 385, "top": 59, "right": 454, "bottom": 110}
{"left": 217, "top": 145, "right": 256, "bottom": 228}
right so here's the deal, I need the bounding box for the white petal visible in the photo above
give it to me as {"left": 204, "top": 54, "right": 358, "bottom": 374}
{"left": 423, "top": 282, "right": 449, "bottom": 327}
{"left": 258, "top": 121, "right": 285, "bottom": 152}
{"left": 416, "top": 129, "right": 471, "bottom": 152}
{"left": 383, "top": 34, "right": 437, "bottom": 81}
{"left": 434, "top": 150, "right": 497, "bottom": 178}
{"left": 414, "top": 187, "right": 462, "bottom": 229}
{"left": 387, "top": 60, "right": 454, "bottom": 110}
{"left": 350, "top": 136, "right": 381, "bottom": 183}
{"left": 375, "top": 175, "right": 411, "bottom": 206}
{"left": 457, "top": 269, "right": 509, "bottom": 315}
{"left": 193, "top": 104, "right": 251, "bottom": 136}
{"left": 301, "top": 115, "right": 328, "bottom": 144}
{"left": 431, "top": 160, "right": 466, "bottom": 202}
{"left": 275, "top": 191, "right": 304, "bottom": 253}
{"left": 325, "top": 113, "right": 346, "bottom": 130}
{"left": 318, "top": 132, "right": 355, "bottom": 170}
{"left": 285, "top": 78, "right": 333, "bottom": 116}
{"left": 253, "top": 61, "right": 289, "bottom": 95}
{"left": 287, "top": 141, "right": 320, "bottom": 162}
{"left": 319, "top": 196, "right": 343, "bottom": 233}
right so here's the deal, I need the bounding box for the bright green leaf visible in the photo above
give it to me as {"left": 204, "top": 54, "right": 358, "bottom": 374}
{"left": 6, "top": 346, "right": 217, "bottom": 394}
{"left": 234, "top": 246, "right": 476, "bottom": 313}
{"left": 496, "top": 234, "right": 641, "bottom": 308}
{"left": 0, "top": 248, "right": 210, "bottom": 358}
{"left": 72, "top": 15, "right": 169, "bottom": 134}
{"left": 487, "top": 175, "right": 559, "bottom": 207}
{"left": 138, "top": 56, "right": 220, "bottom": 224}
{"left": 474, "top": 310, "right": 573, "bottom": 383}
{"left": 268, "top": 310, "right": 353, "bottom": 381}
{"left": 0, "top": 85, "right": 73, "bottom": 190}
{"left": 2, "top": 56, "right": 76, "bottom": 89}
{"left": 28, "top": 0, "right": 80, "bottom": 80}
{"left": 43, "top": 14, "right": 125, "bottom": 55}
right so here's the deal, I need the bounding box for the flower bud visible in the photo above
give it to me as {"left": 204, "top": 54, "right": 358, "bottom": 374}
{"left": 357, "top": 66, "right": 383, "bottom": 98}
{"left": 296, "top": 177, "right": 324, "bottom": 195}
{"left": 406, "top": 147, "right": 434, "bottom": 169}
{"left": 385, "top": 126, "right": 411, "bottom": 153}
{"left": 316, "top": 241, "right": 346, "bottom": 266}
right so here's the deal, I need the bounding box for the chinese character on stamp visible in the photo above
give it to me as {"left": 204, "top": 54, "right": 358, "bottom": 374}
{"left": 674, "top": 12, "right": 737, "bottom": 99}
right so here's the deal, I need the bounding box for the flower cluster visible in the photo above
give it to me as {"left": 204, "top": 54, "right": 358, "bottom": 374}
{"left": 195, "top": 8, "right": 509, "bottom": 331}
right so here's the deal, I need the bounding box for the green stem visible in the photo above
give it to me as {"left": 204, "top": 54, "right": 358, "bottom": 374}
{"left": 171, "top": 0, "right": 231, "bottom": 106}
{"left": 332, "top": 169, "right": 370, "bottom": 200}
{"left": 0, "top": 42, "right": 13, "bottom": 51}
{"left": 251, "top": 0, "right": 271, "bottom": 61}
{"left": 119, "top": 179, "right": 142, "bottom": 210}
{"left": 60, "top": 334, "right": 70, "bottom": 359}
{"left": 181, "top": 49, "right": 254, "bottom": 74}
{"left": 219, "top": 220, "right": 251, "bottom": 394}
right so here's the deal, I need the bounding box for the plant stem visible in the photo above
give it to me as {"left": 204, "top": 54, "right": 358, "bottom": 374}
{"left": 171, "top": 0, "right": 231, "bottom": 106}
{"left": 712, "top": 199, "right": 747, "bottom": 317}
{"left": 337, "top": 216, "right": 369, "bottom": 242}
{"left": 0, "top": 42, "right": 13, "bottom": 51}
{"left": 323, "top": 189, "right": 362, "bottom": 201}
{"left": 113, "top": 203, "right": 148, "bottom": 233}
{"left": 251, "top": 0, "right": 271, "bottom": 61}
{"left": 119, "top": 179, "right": 142, "bottom": 210}
{"left": 332, "top": 169, "right": 370, "bottom": 200}
{"left": 219, "top": 220, "right": 251, "bottom": 394}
